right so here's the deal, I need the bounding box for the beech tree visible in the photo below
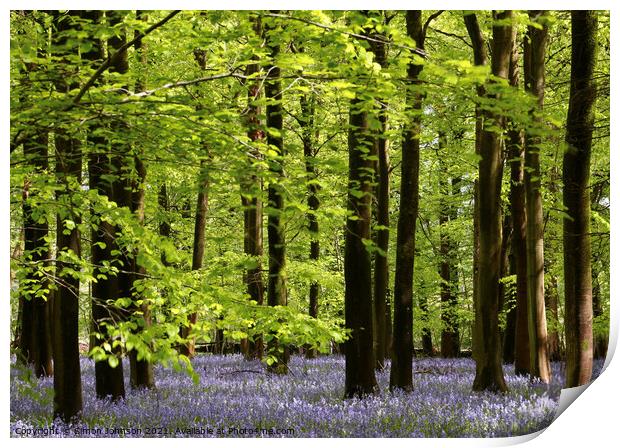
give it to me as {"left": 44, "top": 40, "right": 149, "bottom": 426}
{"left": 369, "top": 13, "right": 391, "bottom": 370}
{"left": 241, "top": 16, "right": 266, "bottom": 360}
{"left": 472, "top": 10, "right": 513, "bottom": 393}
{"left": 300, "top": 89, "right": 321, "bottom": 359}
{"left": 563, "top": 10, "right": 598, "bottom": 388}
{"left": 17, "top": 14, "right": 53, "bottom": 377}
{"left": 390, "top": 10, "right": 424, "bottom": 391}
{"left": 463, "top": 12, "right": 487, "bottom": 365}
{"left": 265, "top": 14, "right": 289, "bottom": 372}
{"left": 52, "top": 10, "right": 84, "bottom": 421}
{"left": 523, "top": 10, "right": 551, "bottom": 383}
{"left": 89, "top": 10, "right": 127, "bottom": 401}
{"left": 506, "top": 29, "right": 530, "bottom": 374}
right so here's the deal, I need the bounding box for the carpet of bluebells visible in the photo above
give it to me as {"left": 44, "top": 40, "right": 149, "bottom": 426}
{"left": 11, "top": 354, "right": 596, "bottom": 438}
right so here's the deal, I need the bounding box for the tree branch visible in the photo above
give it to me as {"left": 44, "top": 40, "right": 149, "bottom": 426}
{"left": 261, "top": 12, "right": 426, "bottom": 57}
{"left": 422, "top": 10, "right": 445, "bottom": 40}
{"left": 69, "top": 10, "right": 181, "bottom": 108}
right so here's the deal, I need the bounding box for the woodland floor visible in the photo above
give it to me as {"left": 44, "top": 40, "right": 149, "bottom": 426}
{"left": 10, "top": 354, "right": 602, "bottom": 438}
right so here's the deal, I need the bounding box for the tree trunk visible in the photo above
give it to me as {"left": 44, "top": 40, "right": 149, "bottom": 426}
{"left": 51, "top": 10, "right": 84, "bottom": 422}
{"left": 523, "top": 10, "right": 551, "bottom": 383}
{"left": 54, "top": 133, "right": 84, "bottom": 422}
{"left": 87, "top": 10, "right": 126, "bottom": 401}
{"left": 592, "top": 263, "right": 607, "bottom": 359}
{"left": 506, "top": 31, "right": 531, "bottom": 376}
{"left": 502, "top": 252, "right": 517, "bottom": 364}
{"left": 265, "top": 15, "right": 289, "bottom": 373}
{"left": 498, "top": 212, "right": 513, "bottom": 362}
{"left": 126, "top": 10, "right": 154, "bottom": 390}
{"left": 545, "top": 271, "right": 562, "bottom": 361}
{"left": 564, "top": 10, "right": 597, "bottom": 388}
{"left": 345, "top": 93, "right": 378, "bottom": 397}
{"left": 158, "top": 183, "right": 172, "bottom": 264}
{"left": 390, "top": 10, "right": 423, "bottom": 392}
{"left": 179, "top": 158, "right": 209, "bottom": 358}
{"left": 370, "top": 23, "right": 390, "bottom": 370}
{"left": 17, "top": 23, "right": 53, "bottom": 377}
{"left": 128, "top": 156, "right": 154, "bottom": 388}
{"left": 472, "top": 10, "right": 512, "bottom": 393}
{"left": 300, "top": 91, "right": 321, "bottom": 359}
{"left": 439, "top": 135, "right": 461, "bottom": 359}
{"left": 20, "top": 132, "right": 53, "bottom": 377}
{"left": 464, "top": 13, "right": 488, "bottom": 365}
{"left": 240, "top": 16, "right": 265, "bottom": 361}
{"left": 420, "top": 291, "right": 434, "bottom": 357}
{"left": 11, "top": 231, "right": 24, "bottom": 348}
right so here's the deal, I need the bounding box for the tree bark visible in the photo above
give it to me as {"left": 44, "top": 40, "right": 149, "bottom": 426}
{"left": 564, "top": 10, "right": 597, "bottom": 388}
{"left": 300, "top": 91, "right": 321, "bottom": 359}
{"left": 265, "top": 15, "right": 289, "bottom": 373}
{"left": 345, "top": 93, "right": 378, "bottom": 397}
{"left": 390, "top": 10, "right": 423, "bottom": 392}
{"left": 591, "top": 262, "right": 607, "bottom": 359}
{"left": 523, "top": 10, "right": 551, "bottom": 383}
{"left": 179, "top": 158, "right": 209, "bottom": 358}
{"left": 87, "top": 10, "right": 127, "bottom": 401}
{"left": 127, "top": 10, "right": 154, "bottom": 390}
{"left": 545, "top": 271, "right": 562, "bottom": 361}
{"left": 472, "top": 10, "right": 512, "bottom": 393}
{"left": 505, "top": 30, "right": 530, "bottom": 375}
{"left": 20, "top": 134, "right": 53, "bottom": 377}
{"left": 438, "top": 135, "right": 460, "bottom": 358}
{"left": 17, "top": 19, "right": 53, "bottom": 377}
{"left": 420, "top": 292, "right": 434, "bottom": 357}
{"left": 369, "top": 22, "right": 391, "bottom": 370}
{"left": 241, "top": 17, "right": 265, "bottom": 360}
{"left": 51, "top": 10, "right": 84, "bottom": 422}
{"left": 502, "top": 252, "right": 517, "bottom": 364}
{"left": 464, "top": 12, "right": 488, "bottom": 365}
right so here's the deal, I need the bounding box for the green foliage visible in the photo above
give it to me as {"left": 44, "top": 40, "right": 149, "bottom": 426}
{"left": 10, "top": 10, "right": 610, "bottom": 373}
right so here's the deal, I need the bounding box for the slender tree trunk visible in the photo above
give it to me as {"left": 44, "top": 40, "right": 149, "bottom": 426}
{"left": 545, "top": 271, "right": 562, "bottom": 361}
{"left": 591, "top": 263, "right": 607, "bottom": 359}
{"left": 87, "top": 10, "right": 127, "bottom": 401}
{"left": 370, "top": 24, "right": 390, "bottom": 370}
{"left": 240, "top": 17, "right": 266, "bottom": 361}
{"left": 17, "top": 24, "right": 53, "bottom": 377}
{"left": 505, "top": 29, "right": 525, "bottom": 369}
{"left": 390, "top": 10, "right": 424, "bottom": 392}
{"left": 20, "top": 132, "right": 53, "bottom": 377}
{"left": 51, "top": 10, "right": 83, "bottom": 422}
{"left": 498, "top": 212, "right": 513, "bottom": 362}
{"left": 158, "top": 183, "right": 172, "bottom": 261}
{"left": 54, "top": 132, "right": 84, "bottom": 422}
{"left": 12, "top": 231, "right": 24, "bottom": 348}
{"left": 179, "top": 158, "right": 209, "bottom": 357}
{"left": 89, "top": 147, "right": 126, "bottom": 400}
{"left": 564, "top": 10, "right": 598, "bottom": 388}
{"left": 265, "top": 15, "right": 289, "bottom": 372}
{"left": 464, "top": 13, "right": 488, "bottom": 365}
{"left": 420, "top": 291, "right": 434, "bottom": 356}
{"left": 523, "top": 10, "right": 551, "bottom": 383}
{"left": 345, "top": 93, "right": 378, "bottom": 397}
{"left": 127, "top": 10, "right": 154, "bottom": 389}
{"left": 472, "top": 10, "right": 512, "bottom": 393}
{"left": 128, "top": 154, "right": 154, "bottom": 388}
{"left": 505, "top": 33, "right": 531, "bottom": 376}
{"left": 300, "top": 91, "right": 321, "bottom": 359}
{"left": 502, "top": 252, "right": 517, "bottom": 363}
{"left": 439, "top": 136, "right": 461, "bottom": 359}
